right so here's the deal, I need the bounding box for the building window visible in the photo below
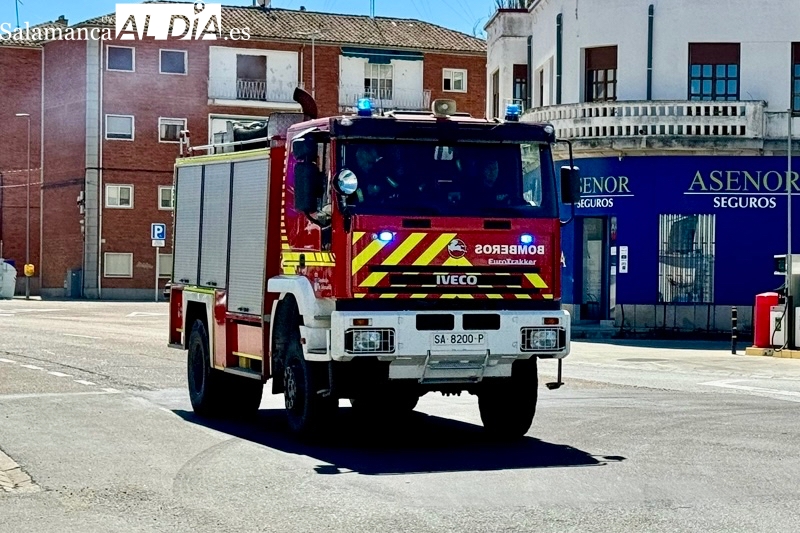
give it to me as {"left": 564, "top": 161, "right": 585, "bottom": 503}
{"left": 104, "top": 253, "right": 134, "bottom": 278}
{"left": 160, "top": 50, "right": 187, "bottom": 74}
{"left": 538, "top": 69, "right": 544, "bottom": 107}
{"left": 443, "top": 68, "right": 467, "bottom": 92}
{"left": 512, "top": 64, "right": 528, "bottom": 107}
{"left": 236, "top": 54, "right": 267, "bottom": 100}
{"left": 689, "top": 43, "right": 740, "bottom": 101}
{"left": 792, "top": 44, "right": 800, "bottom": 112}
{"left": 106, "top": 114, "right": 134, "bottom": 140}
{"left": 107, "top": 46, "right": 134, "bottom": 72}
{"left": 491, "top": 69, "right": 500, "bottom": 119}
{"left": 658, "top": 214, "right": 716, "bottom": 304}
{"left": 585, "top": 46, "right": 617, "bottom": 102}
{"left": 106, "top": 184, "right": 133, "bottom": 208}
{"left": 158, "top": 253, "right": 173, "bottom": 278}
{"left": 365, "top": 63, "right": 393, "bottom": 101}
{"left": 159, "top": 185, "right": 175, "bottom": 210}
{"left": 159, "top": 118, "right": 186, "bottom": 143}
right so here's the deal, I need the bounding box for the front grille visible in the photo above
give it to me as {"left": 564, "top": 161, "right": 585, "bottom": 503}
{"left": 520, "top": 327, "right": 566, "bottom": 352}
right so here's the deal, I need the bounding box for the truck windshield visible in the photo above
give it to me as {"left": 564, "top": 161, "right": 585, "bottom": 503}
{"left": 339, "top": 141, "right": 558, "bottom": 218}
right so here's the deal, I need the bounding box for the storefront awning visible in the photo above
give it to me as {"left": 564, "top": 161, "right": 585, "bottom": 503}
{"left": 341, "top": 47, "right": 423, "bottom": 64}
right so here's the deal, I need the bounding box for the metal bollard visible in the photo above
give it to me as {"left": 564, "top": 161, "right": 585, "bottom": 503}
{"left": 731, "top": 306, "right": 738, "bottom": 354}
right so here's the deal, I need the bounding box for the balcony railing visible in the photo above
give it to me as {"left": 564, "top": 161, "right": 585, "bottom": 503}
{"left": 339, "top": 86, "right": 432, "bottom": 111}
{"left": 208, "top": 78, "right": 296, "bottom": 104}
{"left": 525, "top": 100, "right": 767, "bottom": 140}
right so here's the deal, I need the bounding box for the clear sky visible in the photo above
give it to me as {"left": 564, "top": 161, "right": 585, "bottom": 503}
{"left": 1, "top": 0, "right": 499, "bottom": 38}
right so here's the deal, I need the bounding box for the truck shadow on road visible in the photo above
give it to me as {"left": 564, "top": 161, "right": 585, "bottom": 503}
{"left": 174, "top": 408, "right": 624, "bottom": 475}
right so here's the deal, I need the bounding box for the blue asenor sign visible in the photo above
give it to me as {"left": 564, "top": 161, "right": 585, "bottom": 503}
{"left": 559, "top": 155, "right": 800, "bottom": 306}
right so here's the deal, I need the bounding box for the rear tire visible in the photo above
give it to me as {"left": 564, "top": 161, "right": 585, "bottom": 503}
{"left": 187, "top": 320, "right": 229, "bottom": 416}
{"left": 478, "top": 358, "right": 538, "bottom": 439}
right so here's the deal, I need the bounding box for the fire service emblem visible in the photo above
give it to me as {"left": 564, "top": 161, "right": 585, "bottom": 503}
{"left": 447, "top": 238, "right": 468, "bottom": 259}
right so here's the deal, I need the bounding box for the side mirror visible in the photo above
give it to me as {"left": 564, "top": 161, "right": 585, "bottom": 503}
{"left": 334, "top": 169, "right": 359, "bottom": 196}
{"left": 294, "top": 161, "right": 323, "bottom": 213}
{"left": 561, "top": 166, "right": 581, "bottom": 205}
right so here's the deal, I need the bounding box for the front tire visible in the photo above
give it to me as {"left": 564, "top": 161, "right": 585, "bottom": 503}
{"left": 283, "top": 331, "right": 336, "bottom": 437}
{"left": 478, "top": 358, "right": 538, "bottom": 439}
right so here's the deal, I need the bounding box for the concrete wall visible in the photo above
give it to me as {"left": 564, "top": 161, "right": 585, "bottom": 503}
{"left": 614, "top": 304, "right": 753, "bottom": 336}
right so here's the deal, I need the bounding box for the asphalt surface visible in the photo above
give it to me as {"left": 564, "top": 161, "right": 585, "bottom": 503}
{"left": 2, "top": 299, "right": 800, "bottom": 532}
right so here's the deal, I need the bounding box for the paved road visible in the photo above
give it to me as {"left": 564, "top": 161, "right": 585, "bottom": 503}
{"left": 2, "top": 300, "right": 800, "bottom": 532}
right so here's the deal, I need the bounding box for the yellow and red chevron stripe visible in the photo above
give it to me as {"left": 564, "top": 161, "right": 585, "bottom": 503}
{"left": 351, "top": 232, "right": 553, "bottom": 300}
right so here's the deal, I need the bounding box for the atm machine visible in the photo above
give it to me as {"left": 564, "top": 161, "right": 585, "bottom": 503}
{"left": 770, "top": 254, "right": 800, "bottom": 349}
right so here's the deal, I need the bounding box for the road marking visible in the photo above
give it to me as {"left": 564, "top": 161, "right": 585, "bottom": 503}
{"left": 48, "top": 371, "right": 72, "bottom": 378}
{"left": 126, "top": 312, "right": 168, "bottom": 318}
{"left": 19, "top": 364, "right": 44, "bottom": 371}
{"left": 0, "top": 358, "right": 16, "bottom": 364}
{"left": 0, "top": 314, "right": 12, "bottom": 317}
{"left": 0, "top": 390, "right": 121, "bottom": 401}
{"left": 0, "top": 309, "right": 64, "bottom": 315}
{"left": 701, "top": 379, "right": 800, "bottom": 403}
{"left": 63, "top": 334, "right": 102, "bottom": 340}
{"left": 74, "top": 380, "right": 97, "bottom": 386}
{"left": 102, "top": 388, "right": 119, "bottom": 393}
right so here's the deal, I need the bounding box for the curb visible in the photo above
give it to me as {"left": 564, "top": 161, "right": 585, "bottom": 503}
{"left": 0, "top": 449, "right": 39, "bottom": 494}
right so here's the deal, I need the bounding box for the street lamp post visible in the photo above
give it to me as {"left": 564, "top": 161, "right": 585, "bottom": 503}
{"left": 15, "top": 113, "right": 31, "bottom": 300}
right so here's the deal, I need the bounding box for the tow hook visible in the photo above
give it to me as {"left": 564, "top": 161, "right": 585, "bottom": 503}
{"left": 546, "top": 359, "right": 564, "bottom": 390}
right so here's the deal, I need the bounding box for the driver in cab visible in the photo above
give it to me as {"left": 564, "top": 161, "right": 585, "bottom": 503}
{"left": 350, "top": 145, "right": 400, "bottom": 203}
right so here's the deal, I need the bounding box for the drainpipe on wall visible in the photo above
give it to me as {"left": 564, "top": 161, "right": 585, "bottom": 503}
{"left": 40, "top": 46, "right": 45, "bottom": 294}
{"left": 0, "top": 171, "right": 4, "bottom": 257}
{"left": 526, "top": 35, "right": 533, "bottom": 110}
{"left": 97, "top": 39, "right": 104, "bottom": 299}
{"left": 647, "top": 4, "right": 654, "bottom": 100}
{"left": 556, "top": 13, "right": 563, "bottom": 105}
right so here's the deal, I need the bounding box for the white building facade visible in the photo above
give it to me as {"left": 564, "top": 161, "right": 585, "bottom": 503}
{"left": 486, "top": 0, "right": 800, "bottom": 334}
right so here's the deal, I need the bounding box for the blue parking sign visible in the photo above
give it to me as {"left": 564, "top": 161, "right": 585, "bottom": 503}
{"left": 151, "top": 223, "right": 167, "bottom": 241}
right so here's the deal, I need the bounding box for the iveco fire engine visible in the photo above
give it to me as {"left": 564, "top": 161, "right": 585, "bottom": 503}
{"left": 168, "top": 89, "right": 581, "bottom": 439}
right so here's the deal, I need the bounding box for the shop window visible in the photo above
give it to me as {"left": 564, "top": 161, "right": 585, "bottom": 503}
{"left": 585, "top": 46, "right": 617, "bottom": 102}
{"left": 689, "top": 43, "right": 740, "bottom": 101}
{"left": 792, "top": 43, "right": 800, "bottom": 112}
{"left": 658, "top": 214, "right": 716, "bottom": 303}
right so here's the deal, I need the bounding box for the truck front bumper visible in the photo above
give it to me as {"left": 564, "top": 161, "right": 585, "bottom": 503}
{"left": 329, "top": 309, "right": 570, "bottom": 383}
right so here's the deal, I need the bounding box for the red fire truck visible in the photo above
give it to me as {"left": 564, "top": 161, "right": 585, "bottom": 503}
{"left": 168, "top": 90, "right": 580, "bottom": 439}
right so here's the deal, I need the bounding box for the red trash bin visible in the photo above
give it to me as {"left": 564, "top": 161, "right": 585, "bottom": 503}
{"left": 754, "top": 292, "right": 780, "bottom": 348}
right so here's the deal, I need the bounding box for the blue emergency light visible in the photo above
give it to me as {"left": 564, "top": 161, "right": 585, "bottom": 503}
{"left": 520, "top": 234, "right": 534, "bottom": 245}
{"left": 357, "top": 98, "right": 373, "bottom": 117}
{"left": 505, "top": 104, "right": 522, "bottom": 122}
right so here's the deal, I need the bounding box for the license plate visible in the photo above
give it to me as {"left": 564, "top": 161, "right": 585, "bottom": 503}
{"left": 432, "top": 333, "right": 487, "bottom": 346}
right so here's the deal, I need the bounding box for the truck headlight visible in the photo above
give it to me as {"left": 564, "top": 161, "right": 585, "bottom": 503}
{"left": 345, "top": 328, "right": 395, "bottom": 354}
{"left": 521, "top": 327, "right": 564, "bottom": 351}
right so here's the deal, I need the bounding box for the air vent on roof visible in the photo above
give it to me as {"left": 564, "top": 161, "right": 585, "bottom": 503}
{"left": 254, "top": 0, "right": 270, "bottom": 6}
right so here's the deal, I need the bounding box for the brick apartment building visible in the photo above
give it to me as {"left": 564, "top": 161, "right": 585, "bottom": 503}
{"left": 0, "top": 19, "right": 68, "bottom": 294}
{"left": 32, "top": 4, "right": 487, "bottom": 299}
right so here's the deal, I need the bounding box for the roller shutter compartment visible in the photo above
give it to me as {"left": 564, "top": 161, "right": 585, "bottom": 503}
{"left": 199, "top": 163, "right": 232, "bottom": 289}
{"left": 173, "top": 165, "right": 202, "bottom": 285}
{"left": 227, "top": 159, "right": 269, "bottom": 316}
